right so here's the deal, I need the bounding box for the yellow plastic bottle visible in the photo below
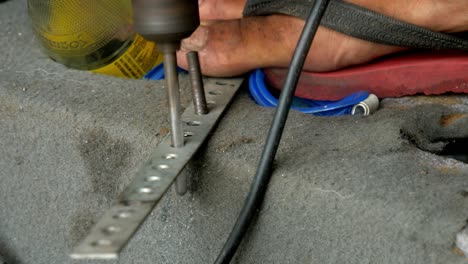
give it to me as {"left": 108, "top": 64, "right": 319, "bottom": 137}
{"left": 27, "top": 0, "right": 163, "bottom": 78}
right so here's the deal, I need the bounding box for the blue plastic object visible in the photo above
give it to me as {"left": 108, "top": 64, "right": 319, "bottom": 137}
{"left": 144, "top": 63, "right": 186, "bottom": 80}
{"left": 248, "top": 69, "right": 369, "bottom": 116}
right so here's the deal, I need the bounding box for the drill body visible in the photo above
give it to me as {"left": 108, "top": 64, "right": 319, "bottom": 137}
{"left": 132, "top": 0, "right": 200, "bottom": 51}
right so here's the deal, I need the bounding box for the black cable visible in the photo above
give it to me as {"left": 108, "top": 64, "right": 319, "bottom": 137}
{"left": 214, "top": 0, "right": 331, "bottom": 263}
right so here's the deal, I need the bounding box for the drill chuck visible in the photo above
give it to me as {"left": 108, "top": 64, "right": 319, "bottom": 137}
{"left": 132, "top": 0, "right": 200, "bottom": 46}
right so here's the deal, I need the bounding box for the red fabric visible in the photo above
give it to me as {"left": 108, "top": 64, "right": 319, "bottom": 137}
{"left": 265, "top": 50, "right": 468, "bottom": 100}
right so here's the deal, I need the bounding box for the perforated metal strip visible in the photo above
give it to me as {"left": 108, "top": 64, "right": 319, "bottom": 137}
{"left": 71, "top": 77, "right": 243, "bottom": 259}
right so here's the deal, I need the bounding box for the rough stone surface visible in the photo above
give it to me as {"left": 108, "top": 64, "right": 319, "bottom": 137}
{"left": 1, "top": 1, "right": 468, "bottom": 264}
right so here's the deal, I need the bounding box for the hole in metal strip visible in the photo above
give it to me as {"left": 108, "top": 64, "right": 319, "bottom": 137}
{"left": 138, "top": 187, "right": 153, "bottom": 194}
{"left": 186, "top": 121, "right": 201, "bottom": 126}
{"left": 113, "top": 210, "right": 134, "bottom": 219}
{"left": 146, "top": 175, "right": 161, "bottom": 182}
{"left": 209, "top": 90, "right": 222, "bottom": 95}
{"left": 163, "top": 154, "right": 177, "bottom": 159}
{"left": 119, "top": 200, "right": 141, "bottom": 207}
{"left": 184, "top": 132, "right": 194, "bottom": 137}
{"left": 158, "top": 164, "right": 169, "bottom": 169}
{"left": 102, "top": 226, "right": 121, "bottom": 235}
{"left": 91, "top": 239, "right": 112, "bottom": 247}
{"left": 214, "top": 81, "right": 227, "bottom": 86}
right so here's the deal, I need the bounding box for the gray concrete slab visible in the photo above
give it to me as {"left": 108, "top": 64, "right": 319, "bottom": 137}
{"left": 1, "top": 0, "right": 468, "bottom": 263}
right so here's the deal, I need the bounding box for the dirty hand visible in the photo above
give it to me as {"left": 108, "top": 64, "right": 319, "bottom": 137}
{"left": 176, "top": 0, "right": 468, "bottom": 77}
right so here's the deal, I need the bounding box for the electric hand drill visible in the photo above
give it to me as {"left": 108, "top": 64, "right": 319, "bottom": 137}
{"left": 132, "top": 0, "right": 200, "bottom": 145}
{"left": 132, "top": 0, "right": 201, "bottom": 194}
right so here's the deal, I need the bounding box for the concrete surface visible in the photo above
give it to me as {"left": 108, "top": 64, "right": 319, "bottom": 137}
{"left": 1, "top": 1, "right": 468, "bottom": 263}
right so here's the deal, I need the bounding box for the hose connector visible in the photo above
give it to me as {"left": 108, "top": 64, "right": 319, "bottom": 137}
{"left": 352, "top": 94, "right": 379, "bottom": 116}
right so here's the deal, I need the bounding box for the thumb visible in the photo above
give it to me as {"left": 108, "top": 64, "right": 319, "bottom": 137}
{"left": 181, "top": 26, "right": 209, "bottom": 51}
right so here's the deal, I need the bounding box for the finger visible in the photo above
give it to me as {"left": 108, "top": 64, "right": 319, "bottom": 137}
{"left": 181, "top": 26, "right": 209, "bottom": 52}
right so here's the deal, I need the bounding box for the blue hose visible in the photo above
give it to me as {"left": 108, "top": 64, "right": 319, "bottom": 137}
{"left": 248, "top": 69, "right": 368, "bottom": 116}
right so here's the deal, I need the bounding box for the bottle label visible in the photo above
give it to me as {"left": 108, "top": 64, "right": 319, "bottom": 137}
{"left": 39, "top": 32, "right": 93, "bottom": 52}
{"left": 91, "top": 34, "right": 163, "bottom": 78}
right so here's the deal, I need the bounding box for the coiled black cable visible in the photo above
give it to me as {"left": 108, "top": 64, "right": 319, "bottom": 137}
{"left": 214, "top": 0, "right": 331, "bottom": 263}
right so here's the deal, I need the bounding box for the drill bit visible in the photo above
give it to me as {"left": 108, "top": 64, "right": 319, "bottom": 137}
{"left": 162, "top": 48, "right": 184, "bottom": 148}
{"left": 160, "top": 43, "right": 187, "bottom": 195}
